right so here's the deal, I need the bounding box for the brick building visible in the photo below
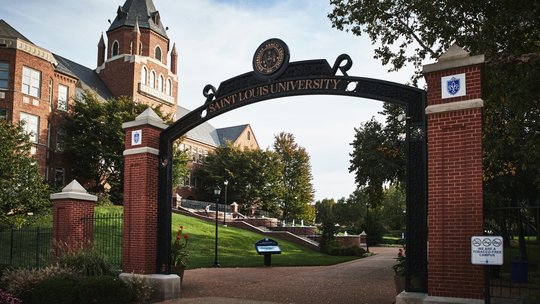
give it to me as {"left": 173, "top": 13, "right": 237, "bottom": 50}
{"left": 0, "top": 0, "right": 257, "bottom": 190}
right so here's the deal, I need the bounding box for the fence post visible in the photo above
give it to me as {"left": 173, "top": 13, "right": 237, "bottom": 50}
{"left": 51, "top": 180, "right": 97, "bottom": 256}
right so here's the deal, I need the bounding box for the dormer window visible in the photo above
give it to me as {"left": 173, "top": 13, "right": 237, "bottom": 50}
{"left": 151, "top": 11, "right": 161, "bottom": 25}
{"left": 111, "top": 41, "right": 119, "bottom": 57}
{"left": 155, "top": 46, "right": 162, "bottom": 62}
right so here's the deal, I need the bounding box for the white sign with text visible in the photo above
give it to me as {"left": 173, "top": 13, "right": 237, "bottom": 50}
{"left": 471, "top": 236, "right": 503, "bottom": 265}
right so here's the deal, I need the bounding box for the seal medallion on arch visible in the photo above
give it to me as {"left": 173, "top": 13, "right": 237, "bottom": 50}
{"left": 252, "top": 38, "right": 290, "bottom": 80}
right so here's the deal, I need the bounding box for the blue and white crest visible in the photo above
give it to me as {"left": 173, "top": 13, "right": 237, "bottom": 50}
{"left": 133, "top": 132, "right": 140, "bottom": 144}
{"left": 447, "top": 77, "right": 460, "bottom": 96}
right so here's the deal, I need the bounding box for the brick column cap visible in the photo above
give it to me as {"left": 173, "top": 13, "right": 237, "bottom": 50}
{"left": 50, "top": 180, "right": 97, "bottom": 202}
{"left": 423, "top": 44, "right": 485, "bottom": 74}
{"left": 122, "top": 108, "right": 167, "bottom": 130}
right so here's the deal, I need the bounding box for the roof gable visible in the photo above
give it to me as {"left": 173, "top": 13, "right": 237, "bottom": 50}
{"left": 0, "top": 19, "right": 32, "bottom": 43}
{"left": 216, "top": 125, "right": 249, "bottom": 144}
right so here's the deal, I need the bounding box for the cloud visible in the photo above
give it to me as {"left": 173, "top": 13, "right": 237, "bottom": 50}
{"left": 3, "top": 0, "right": 416, "bottom": 200}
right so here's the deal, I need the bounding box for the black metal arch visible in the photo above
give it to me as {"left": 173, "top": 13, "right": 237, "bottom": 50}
{"left": 157, "top": 50, "right": 427, "bottom": 292}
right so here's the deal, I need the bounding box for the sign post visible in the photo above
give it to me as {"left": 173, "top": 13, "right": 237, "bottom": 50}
{"left": 471, "top": 236, "right": 503, "bottom": 304}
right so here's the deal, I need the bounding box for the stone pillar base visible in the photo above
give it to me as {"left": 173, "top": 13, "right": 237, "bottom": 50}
{"left": 396, "top": 292, "right": 484, "bottom": 304}
{"left": 120, "top": 273, "right": 181, "bottom": 301}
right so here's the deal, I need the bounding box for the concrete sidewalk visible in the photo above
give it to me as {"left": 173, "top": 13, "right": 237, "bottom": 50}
{"left": 160, "top": 247, "right": 399, "bottom": 304}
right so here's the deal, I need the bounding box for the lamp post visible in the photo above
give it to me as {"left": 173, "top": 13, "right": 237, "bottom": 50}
{"left": 223, "top": 180, "right": 228, "bottom": 226}
{"left": 213, "top": 186, "right": 221, "bottom": 267}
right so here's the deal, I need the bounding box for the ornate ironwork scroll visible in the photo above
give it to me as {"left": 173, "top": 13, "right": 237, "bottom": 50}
{"left": 157, "top": 40, "right": 427, "bottom": 292}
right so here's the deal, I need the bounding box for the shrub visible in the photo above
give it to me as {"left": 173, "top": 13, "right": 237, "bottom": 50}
{"left": 122, "top": 274, "right": 155, "bottom": 304}
{"left": 0, "top": 266, "right": 76, "bottom": 302}
{"left": 30, "top": 274, "right": 79, "bottom": 304}
{"left": 328, "top": 245, "right": 366, "bottom": 256}
{"left": 78, "top": 275, "right": 131, "bottom": 304}
{"left": 0, "top": 288, "right": 22, "bottom": 304}
{"left": 57, "top": 250, "right": 116, "bottom": 277}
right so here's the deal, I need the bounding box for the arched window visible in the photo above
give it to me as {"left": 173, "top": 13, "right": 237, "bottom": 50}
{"left": 150, "top": 70, "right": 156, "bottom": 88}
{"left": 139, "top": 42, "right": 143, "bottom": 55}
{"left": 141, "top": 66, "right": 148, "bottom": 85}
{"left": 158, "top": 75, "right": 164, "bottom": 91}
{"left": 155, "top": 46, "right": 162, "bottom": 62}
{"left": 166, "top": 78, "right": 172, "bottom": 96}
{"left": 111, "top": 41, "right": 119, "bottom": 57}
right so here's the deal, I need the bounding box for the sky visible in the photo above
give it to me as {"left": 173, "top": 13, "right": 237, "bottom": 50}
{"left": 2, "top": 0, "right": 419, "bottom": 201}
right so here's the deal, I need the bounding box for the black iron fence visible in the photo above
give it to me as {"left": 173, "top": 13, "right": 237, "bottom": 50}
{"left": 83, "top": 213, "right": 123, "bottom": 268}
{"left": 0, "top": 213, "right": 123, "bottom": 270}
{"left": 484, "top": 202, "right": 540, "bottom": 303}
{"left": 0, "top": 227, "right": 52, "bottom": 269}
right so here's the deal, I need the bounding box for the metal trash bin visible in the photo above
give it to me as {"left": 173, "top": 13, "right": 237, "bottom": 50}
{"left": 510, "top": 259, "right": 528, "bottom": 283}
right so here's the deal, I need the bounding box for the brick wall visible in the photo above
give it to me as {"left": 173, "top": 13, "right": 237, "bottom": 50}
{"left": 122, "top": 110, "right": 166, "bottom": 274}
{"left": 424, "top": 50, "right": 484, "bottom": 299}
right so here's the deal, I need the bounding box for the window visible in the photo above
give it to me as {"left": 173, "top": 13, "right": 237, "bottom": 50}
{"left": 166, "top": 78, "right": 172, "bottom": 96}
{"left": 22, "top": 66, "right": 41, "bottom": 97}
{"left": 48, "top": 78, "right": 53, "bottom": 111}
{"left": 56, "top": 126, "right": 66, "bottom": 152}
{"left": 191, "top": 146, "right": 197, "bottom": 161}
{"left": 19, "top": 112, "right": 39, "bottom": 143}
{"left": 54, "top": 168, "right": 65, "bottom": 188}
{"left": 141, "top": 66, "right": 148, "bottom": 85}
{"left": 58, "top": 85, "right": 68, "bottom": 111}
{"left": 0, "top": 109, "right": 7, "bottom": 120}
{"left": 155, "top": 46, "right": 162, "bottom": 61}
{"left": 198, "top": 148, "right": 203, "bottom": 163}
{"left": 111, "top": 41, "right": 119, "bottom": 57}
{"left": 0, "top": 62, "right": 9, "bottom": 90}
{"left": 247, "top": 131, "right": 251, "bottom": 140}
{"left": 158, "top": 75, "right": 164, "bottom": 92}
{"left": 150, "top": 71, "right": 156, "bottom": 88}
{"left": 139, "top": 42, "right": 143, "bottom": 55}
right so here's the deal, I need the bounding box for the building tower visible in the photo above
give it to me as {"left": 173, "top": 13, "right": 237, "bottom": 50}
{"left": 97, "top": 0, "right": 178, "bottom": 117}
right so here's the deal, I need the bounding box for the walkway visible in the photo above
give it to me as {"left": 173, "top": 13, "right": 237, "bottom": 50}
{"left": 161, "top": 247, "right": 398, "bottom": 304}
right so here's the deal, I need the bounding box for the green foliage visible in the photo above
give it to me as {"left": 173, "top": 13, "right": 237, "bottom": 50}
{"left": 121, "top": 275, "right": 154, "bottom": 304}
{"left": 0, "top": 266, "right": 76, "bottom": 302}
{"left": 78, "top": 275, "right": 131, "bottom": 304}
{"left": 64, "top": 92, "right": 172, "bottom": 201}
{"left": 172, "top": 140, "right": 190, "bottom": 190}
{"left": 57, "top": 249, "right": 116, "bottom": 277}
{"left": 273, "top": 132, "right": 315, "bottom": 221}
{"left": 328, "top": 0, "right": 540, "bottom": 84}
{"left": 30, "top": 274, "right": 79, "bottom": 304}
{"left": 349, "top": 104, "right": 405, "bottom": 207}
{"left": 315, "top": 199, "right": 338, "bottom": 253}
{"left": 0, "top": 120, "right": 51, "bottom": 228}
{"left": 195, "top": 142, "right": 285, "bottom": 213}
{"left": 327, "top": 245, "right": 366, "bottom": 257}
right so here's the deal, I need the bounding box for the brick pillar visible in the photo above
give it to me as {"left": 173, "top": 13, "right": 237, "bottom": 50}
{"left": 423, "top": 45, "right": 485, "bottom": 299}
{"left": 51, "top": 180, "right": 97, "bottom": 253}
{"left": 122, "top": 108, "right": 167, "bottom": 274}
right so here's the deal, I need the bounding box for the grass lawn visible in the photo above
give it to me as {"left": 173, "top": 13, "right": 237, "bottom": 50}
{"left": 172, "top": 213, "right": 360, "bottom": 269}
{"left": 1, "top": 206, "right": 362, "bottom": 269}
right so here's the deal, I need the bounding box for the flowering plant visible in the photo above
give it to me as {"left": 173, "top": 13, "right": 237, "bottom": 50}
{"left": 392, "top": 248, "right": 406, "bottom": 276}
{"left": 171, "top": 225, "right": 189, "bottom": 267}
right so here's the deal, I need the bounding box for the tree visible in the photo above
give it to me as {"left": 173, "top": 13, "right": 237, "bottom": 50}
{"left": 329, "top": 0, "right": 540, "bottom": 85}
{"left": 273, "top": 132, "right": 315, "bottom": 221}
{"left": 64, "top": 92, "right": 182, "bottom": 202}
{"left": 348, "top": 104, "right": 405, "bottom": 206}
{"left": 315, "top": 198, "right": 338, "bottom": 253}
{"left": 330, "top": 0, "right": 540, "bottom": 256}
{"left": 194, "top": 142, "right": 284, "bottom": 213}
{"left": 0, "top": 120, "right": 51, "bottom": 228}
